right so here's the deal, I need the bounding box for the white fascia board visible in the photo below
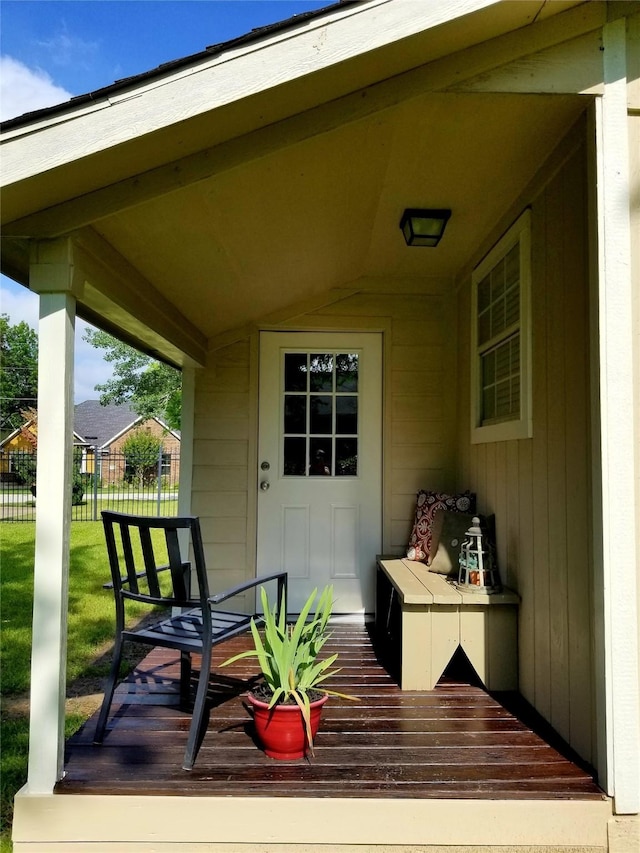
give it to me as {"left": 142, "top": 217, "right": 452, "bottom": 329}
{"left": 0, "top": 0, "right": 502, "bottom": 186}
{"left": 153, "top": 418, "right": 181, "bottom": 441}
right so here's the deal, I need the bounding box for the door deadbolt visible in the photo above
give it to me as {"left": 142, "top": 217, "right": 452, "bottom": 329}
{"left": 260, "top": 461, "right": 270, "bottom": 471}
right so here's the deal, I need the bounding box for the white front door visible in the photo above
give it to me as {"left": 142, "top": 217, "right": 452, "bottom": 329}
{"left": 257, "top": 332, "right": 382, "bottom": 614}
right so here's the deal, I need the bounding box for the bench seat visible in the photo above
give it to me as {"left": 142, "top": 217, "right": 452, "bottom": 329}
{"left": 375, "top": 557, "right": 519, "bottom": 691}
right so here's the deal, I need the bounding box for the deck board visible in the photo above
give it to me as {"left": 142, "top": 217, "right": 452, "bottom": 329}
{"left": 56, "top": 624, "right": 604, "bottom": 800}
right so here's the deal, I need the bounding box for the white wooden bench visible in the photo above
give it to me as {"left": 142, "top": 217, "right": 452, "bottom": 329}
{"left": 375, "top": 557, "right": 519, "bottom": 691}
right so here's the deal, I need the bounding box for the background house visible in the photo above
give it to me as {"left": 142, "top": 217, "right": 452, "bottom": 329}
{"left": 0, "top": 418, "right": 37, "bottom": 481}
{"left": 74, "top": 399, "right": 181, "bottom": 485}
{"left": 0, "top": 401, "right": 180, "bottom": 485}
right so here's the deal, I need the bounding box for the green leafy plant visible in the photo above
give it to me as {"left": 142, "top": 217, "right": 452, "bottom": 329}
{"left": 121, "top": 429, "right": 163, "bottom": 489}
{"left": 71, "top": 447, "right": 85, "bottom": 506}
{"left": 11, "top": 451, "right": 36, "bottom": 488}
{"left": 221, "top": 584, "right": 357, "bottom": 752}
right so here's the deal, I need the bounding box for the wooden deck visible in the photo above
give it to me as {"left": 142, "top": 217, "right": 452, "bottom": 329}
{"left": 56, "top": 624, "right": 604, "bottom": 800}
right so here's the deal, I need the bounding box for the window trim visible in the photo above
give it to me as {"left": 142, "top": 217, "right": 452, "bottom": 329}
{"left": 471, "top": 209, "right": 532, "bottom": 444}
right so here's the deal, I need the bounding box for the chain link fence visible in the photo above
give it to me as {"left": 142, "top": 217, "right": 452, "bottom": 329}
{"left": 0, "top": 447, "right": 180, "bottom": 522}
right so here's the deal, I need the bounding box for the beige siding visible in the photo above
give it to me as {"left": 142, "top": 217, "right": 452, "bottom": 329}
{"left": 193, "top": 291, "right": 458, "bottom": 599}
{"left": 192, "top": 341, "right": 253, "bottom": 600}
{"left": 630, "top": 94, "right": 640, "bottom": 769}
{"left": 456, "top": 129, "right": 594, "bottom": 763}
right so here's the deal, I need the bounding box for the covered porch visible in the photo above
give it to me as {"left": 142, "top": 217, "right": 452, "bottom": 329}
{"left": 2, "top": 0, "right": 639, "bottom": 850}
{"left": 15, "top": 624, "right": 610, "bottom": 851}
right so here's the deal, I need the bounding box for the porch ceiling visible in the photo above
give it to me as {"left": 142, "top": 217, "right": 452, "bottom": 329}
{"left": 0, "top": 0, "right": 594, "bottom": 363}
{"left": 1, "top": 91, "right": 587, "bottom": 359}
{"left": 88, "top": 92, "right": 585, "bottom": 343}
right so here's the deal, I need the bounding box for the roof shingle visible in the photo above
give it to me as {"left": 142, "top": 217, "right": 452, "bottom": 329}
{"left": 74, "top": 400, "right": 139, "bottom": 449}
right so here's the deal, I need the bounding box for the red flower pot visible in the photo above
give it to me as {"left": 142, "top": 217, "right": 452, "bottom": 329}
{"left": 247, "top": 692, "right": 328, "bottom": 760}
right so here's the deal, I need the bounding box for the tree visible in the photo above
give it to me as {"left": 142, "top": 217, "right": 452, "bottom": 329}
{"left": 83, "top": 328, "right": 181, "bottom": 429}
{"left": 0, "top": 314, "right": 38, "bottom": 434}
{"left": 121, "top": 429, "right": 163, "bottom": 490}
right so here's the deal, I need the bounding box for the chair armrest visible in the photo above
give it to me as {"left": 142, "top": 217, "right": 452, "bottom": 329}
{"left": 208, "top": 571, "right": 287, "bottom": 605}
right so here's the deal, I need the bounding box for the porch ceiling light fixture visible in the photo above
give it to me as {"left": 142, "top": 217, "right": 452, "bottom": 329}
{"left": 399, "top": 208, "right": 451, "bottom": 247}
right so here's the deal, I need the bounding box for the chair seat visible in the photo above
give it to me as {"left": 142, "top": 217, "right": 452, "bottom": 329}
{"left": 123, "top": 608, "right": 258, "bottom": 653}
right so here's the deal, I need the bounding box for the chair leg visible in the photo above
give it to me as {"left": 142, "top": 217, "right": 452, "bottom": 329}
{"left": 93, "top": 635, "right": 125, "bottom": 744}
{"left": 182, "top": 645, "right": 212, "bottom": 771}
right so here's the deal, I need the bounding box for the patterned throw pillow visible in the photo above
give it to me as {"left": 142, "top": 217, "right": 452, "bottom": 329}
{"left": 406, "top": 490, "right": 476, "bottom": 563}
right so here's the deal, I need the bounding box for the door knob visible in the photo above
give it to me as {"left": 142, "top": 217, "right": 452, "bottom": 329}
{"left": 260, "top": 480, "right": 270, "bottom": 491}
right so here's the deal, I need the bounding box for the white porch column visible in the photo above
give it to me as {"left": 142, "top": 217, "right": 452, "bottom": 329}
{"left": 177, "top": 365, "right": 196, "bottom": 567}
{"left": 177, "top": 365, "right": 195, "bottom": 519}
{"left": 594, "top": 18, "right": 640, "bottom": 815}
{"left": 26, "top": 238, "right": 82, "bottom": 792}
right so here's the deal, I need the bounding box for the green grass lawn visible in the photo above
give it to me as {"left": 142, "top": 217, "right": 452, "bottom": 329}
{"left": 0, "top": 521, "right": 155, "bottom": 851}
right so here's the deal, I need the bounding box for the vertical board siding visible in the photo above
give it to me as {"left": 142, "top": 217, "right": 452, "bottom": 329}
{"left": 517, "top": 439, "right": 535, "bottom": 703}
{"left": 456, "top": 137, "right": 594, "bottom": 765}
{"left": 546, "top": 163, "right": 570, "bottom": 743}
{"left": 561, "top": 144, "right": 593, "bottom": 763}
{"left": 192, "top": 291, "right": 457, "bottom": 611}
{"left": 530, "top": 188, "right": 553, "bottom": 724}
{"left": 193, "top": 341, "right": 252, "bottom": 599}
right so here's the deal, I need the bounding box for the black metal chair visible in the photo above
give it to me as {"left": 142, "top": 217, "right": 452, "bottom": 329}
{"left": 94, "top": 511, "right": 287, "bottom": 770}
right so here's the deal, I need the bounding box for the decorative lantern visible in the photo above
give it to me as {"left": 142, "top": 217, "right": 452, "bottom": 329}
{"left": 456, "top": 516, "right": 501, "bottom": 593}
{"left": 399, "top": 208, "right": 451, "bottom": 247}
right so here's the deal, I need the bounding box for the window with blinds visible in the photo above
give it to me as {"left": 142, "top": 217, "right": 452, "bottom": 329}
{"left": 471, "top": 211, "right": 532, "bottom": 443}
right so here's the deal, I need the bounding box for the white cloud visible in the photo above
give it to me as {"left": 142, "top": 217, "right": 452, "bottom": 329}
{"left": 0, "top": 55, "right": 111, "bottom": 403}
{"left": 0, "top": 275, "right": 39, "bottom": 328}
{"left": 36, "top": 25, "right": 99, "bottom": 70}
{"left": 0, "top": 55, "right": 72, "bottom": 121}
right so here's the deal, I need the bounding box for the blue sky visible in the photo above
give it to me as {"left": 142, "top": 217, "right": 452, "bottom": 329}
{"left": 0, "top": 0, "right": 327, "bottom": 402}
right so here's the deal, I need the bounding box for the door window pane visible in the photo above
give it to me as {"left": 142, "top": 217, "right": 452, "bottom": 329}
{"left": 309, "top": 354, "right": 334, "bottom": 391}
{"left": 309, "top": 439, "right": 332, "bottom": 476}
{"left": 310, "top": 395, "right": 332, "bottom": 434}
{"left": 284, "top": 395, "right": 306, "bottom": 434}
{"left": 284, "top": 438, "right": 306, "bottom": 476}
{"left": 336, "top": 396, "right": 357, "bottom": 434}
{"left": 336, "top": 353, "right": 358, "bottom": 391}
{"left": 284, "top": 354, "right": 307, "bottom": 392}
{"left": 336, "top": 438, "right": 358, "bottom": 476}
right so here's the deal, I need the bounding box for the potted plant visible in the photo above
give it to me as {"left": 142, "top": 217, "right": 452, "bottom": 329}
{"left": 221, "top": 584, "right": 357, "bottom": 760}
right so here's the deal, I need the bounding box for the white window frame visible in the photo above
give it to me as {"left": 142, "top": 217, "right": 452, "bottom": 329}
{"left": 471, "top": 209, "right": 532, "bottom": 444}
